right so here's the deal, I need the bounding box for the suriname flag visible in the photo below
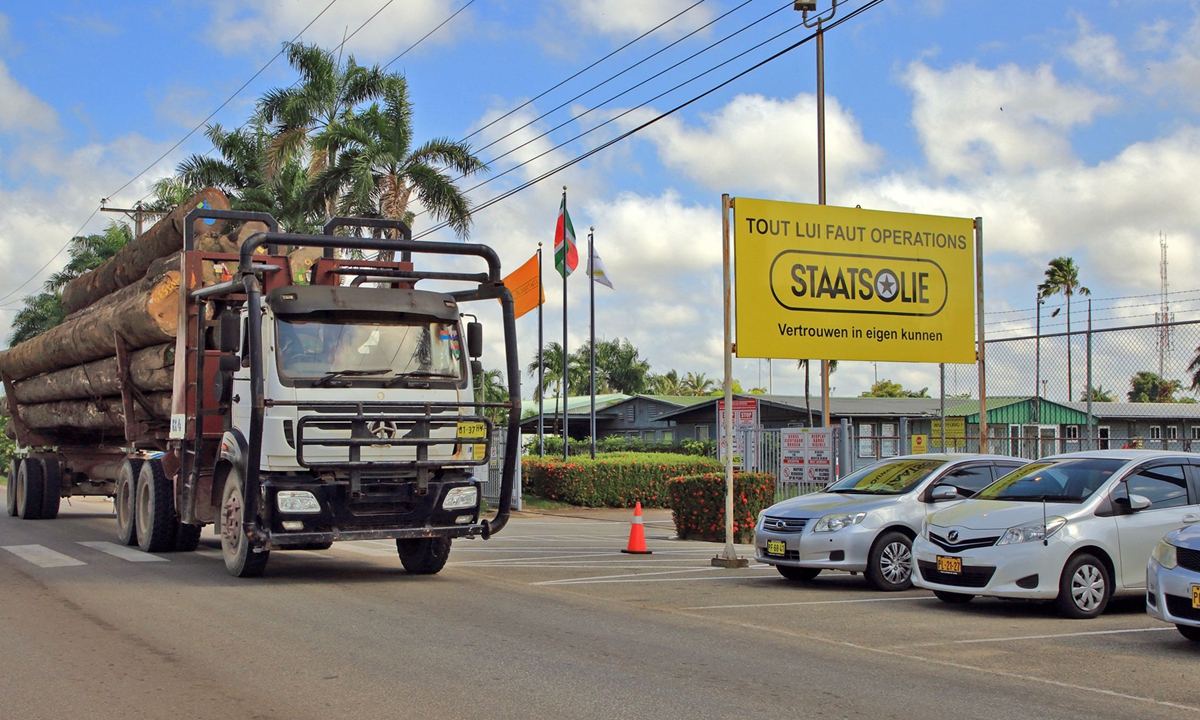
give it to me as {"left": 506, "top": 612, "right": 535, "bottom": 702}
{"left": 554, "top": 192, "right": 578, "bottom": 279}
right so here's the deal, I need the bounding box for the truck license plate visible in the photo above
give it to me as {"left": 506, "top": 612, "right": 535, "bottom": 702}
{"left": 766, "top": 540, "right": 786, "bottom": 556}
{"left": 1192, "top": 585, "right": 1200, "bottom": 609}
{"left": 936, "top": 555, "right": 962, "bottom": 574}
{"left": 456, "top": 422, "right": 488, "bottom": 461}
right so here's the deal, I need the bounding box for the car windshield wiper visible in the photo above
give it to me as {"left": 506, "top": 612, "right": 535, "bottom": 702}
{"left": 312, "top": 368, "right": 393, "bottom": 387}
{"left": 385, "top": 371, "right": 459, "bottom": 387}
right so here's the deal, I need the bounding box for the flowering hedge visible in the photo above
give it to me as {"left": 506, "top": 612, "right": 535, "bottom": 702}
{"left": 522, "top": 453, "right": 721, "bottom": 508}
{"left": 667, "top": 472, "right": 776, "bottom": 544}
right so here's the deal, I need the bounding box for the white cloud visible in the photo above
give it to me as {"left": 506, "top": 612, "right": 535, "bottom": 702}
{"left": 206, "top": 0, "right": 468, "bottom": 59}
{"left": 1145, "top": 15, "right": 1200, "bottom": 108}
{"left": 562, "top": 0, "right": 716, "bottom": 39}
{"left": 641, "top": 92, "right": 883, "bottom": 201}
{"left": 0, "top": 58, "right": 57, "bottom": 133}
{"left": 1065, "top": 16, "right": 1136, "bottom": 82}
{"left": 904, "top": 61, "right": 1116, "bottom": 178}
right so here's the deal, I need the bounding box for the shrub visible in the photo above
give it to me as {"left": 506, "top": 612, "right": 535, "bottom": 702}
{"left": 521, "top": 453, "right": 721, "bottom": 508}
{"left": 667, "top": 472, "right": 776, "bottom": 544}
{"left": 524, "top": 435, "right": 716, "bottom": 458}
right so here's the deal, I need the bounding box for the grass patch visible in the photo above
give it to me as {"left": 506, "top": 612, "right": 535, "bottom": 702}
{"left": 520, "top": 494, "right": 571, "bottom": 510}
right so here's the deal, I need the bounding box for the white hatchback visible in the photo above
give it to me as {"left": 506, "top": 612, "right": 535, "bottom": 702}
{"left": 912, "top": 450, "right": 1200, "bottom": 618}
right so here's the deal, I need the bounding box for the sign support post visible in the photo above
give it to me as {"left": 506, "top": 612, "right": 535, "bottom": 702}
{"left": 714, "top": 193, "right": 747, "bottom": 569}
{"left": 975, "top": 217, "right": 988, "bottom": 453}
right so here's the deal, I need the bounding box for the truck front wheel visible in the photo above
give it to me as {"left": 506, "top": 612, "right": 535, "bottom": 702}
{"left": 396, "top": 537, "right": 451, "bottom": 574}
{"left": 219, "top": 470, "right": 269, "bottom": 578}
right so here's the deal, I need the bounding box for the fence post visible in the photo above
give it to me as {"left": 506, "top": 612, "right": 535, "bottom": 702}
{"left": 839, "top": 418, "right": 852, "bottom": 478}
{"left": 1086, "top": 298, "right": 1094, "bottom": 451}
{"left": 899, "top": 417, "right": 909, "bottom": 455}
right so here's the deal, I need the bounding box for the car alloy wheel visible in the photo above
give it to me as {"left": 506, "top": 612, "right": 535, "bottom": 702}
{"left": 880, "top": 540, "right": 912, "bottom": 585}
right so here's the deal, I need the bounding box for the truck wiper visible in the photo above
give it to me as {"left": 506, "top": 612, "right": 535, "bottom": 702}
{"left": 312, "top": 368, "right": 393, "bottom": 387}
{"left": 385, "top": 371, "right": 458, "bottom": 387}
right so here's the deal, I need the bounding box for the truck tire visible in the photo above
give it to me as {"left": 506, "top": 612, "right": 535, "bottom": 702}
{"left": 173, "top": 523, "right": 203, "bottom": 552}
{"left": 219, "top": 469, "right": 269, "bottom": 578}
{"left": 39, "top": 458, "right": 61, "bottom": 520}
{"left": 5, "top": 459, "right": 17, "bottom": 517}
{"left": 16, "top": 457, "right": 45, "bottom": 520}
{"left": 396, "top": 537, "right": 451, "bottom": 574}
{"left": 136, "top": 459, "right": 176, "bottom": 553}
{"left": 115, "top": 459, "right": 144, "bottom": 546}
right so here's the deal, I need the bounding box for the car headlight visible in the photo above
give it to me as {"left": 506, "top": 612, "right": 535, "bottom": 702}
{"left": 1151, "top": 539, "right": 1178, "bottom": 570}
{"left": 443, "top": 486, "right": 478, "bottom": 510}
{"left": 812, "top": 512, "right": 867, "bottom": 533}
{"left": 277, "top": 490, "right": 321, "bottom": 514}
{"left": 995, "top": 517, "right": 1066, "bottom": 545}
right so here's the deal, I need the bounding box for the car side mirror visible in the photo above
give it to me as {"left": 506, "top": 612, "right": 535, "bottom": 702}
{"left": 1128, "top": 493, "right": 1152, "bottom": 511}
{"left": 930, "top": 486, "right": 959, "bottom": 502}
{"left": 467, "top": 321, "right": 483, "bottom": 359}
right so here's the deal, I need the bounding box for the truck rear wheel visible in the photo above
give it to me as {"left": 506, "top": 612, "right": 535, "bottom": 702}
{"left": 136, "top": 459, "right": 176, "bottom": 553}
{"left": 39, "top": 458, "right": 61, "bottom": 520}
{"left": 396, "top": 537, "right": 451, "bottom": 574}
{"left": 115, "top": 459, "right": 144, "bottom": 546}
{"left": 174, "top": 523, "right": 203, "bottom": 552}
{"left": 5, "top": 459, "right": 17, "bottom": 517}
{"left": 16, "top": 458, "right": 45, "bottom": 520}
{"left": 219, "top": 469, "right": 269, "bottom": 578}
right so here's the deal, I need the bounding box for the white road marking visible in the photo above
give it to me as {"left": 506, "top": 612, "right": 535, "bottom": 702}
{"left": 77, "top": 542, "right": 169, "bottom": 562}
{"left": 534, "top": 567, "right": 736, "bottom": 585}
{"left": 894, "top": 626, "right": 1176, "bottom": 649}
{"left": 683, "top": 596, "right": 938, "bottom": 610}
{"left": 3, "top": 544, "right": 86, "bottom": 568}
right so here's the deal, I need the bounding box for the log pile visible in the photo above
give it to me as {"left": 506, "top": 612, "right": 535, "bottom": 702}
{"left": 0, "top": 188, "right": 247, "bottom": 440}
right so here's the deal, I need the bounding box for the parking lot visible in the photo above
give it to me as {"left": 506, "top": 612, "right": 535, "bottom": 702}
{"left": 3, "top": 498, "right": 1198, "bottom": 718}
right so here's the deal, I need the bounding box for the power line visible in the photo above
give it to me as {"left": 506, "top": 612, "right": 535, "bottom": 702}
{"left": 0, "top": 207, "right": 101, "bottom": 307}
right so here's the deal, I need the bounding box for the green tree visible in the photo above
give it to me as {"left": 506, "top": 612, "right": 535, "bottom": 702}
{"left": 474, "top": 368, "right": 508, "bottom": 424}
{"left": 680, "top": 371, "right": 715, "bottom": 396}
{"left": 1128, "top": 371, "right": 1183, "bottom": 403}
{"left": 570, "top": 338, "right": 650, "bottom": 396}
{"left": 1080, "top": 384, "right": 1114, "bottom": 402}
{"left": 861, "top": 379, "right": 930, "bottom": 398}
{"left": 1038, "top": 257, "right": 1090, "bottom": 401}
{"left": 797, "top": 359, "right": 838, "bottom": 427}
{"left": 647, "top": 369, "right": 682, "bottom": 395}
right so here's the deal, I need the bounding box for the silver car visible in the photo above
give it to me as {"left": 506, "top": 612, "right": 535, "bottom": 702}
{"left": 754, "top": 454, "right": 1026, "bottom": 590}
{"left": 1147, "top": 523, "right": 1200, "bottom": 641}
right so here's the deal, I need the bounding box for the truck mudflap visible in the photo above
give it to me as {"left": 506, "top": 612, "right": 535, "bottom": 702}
{"left": 265, "top": 524, "right": 483, "bottom": 548}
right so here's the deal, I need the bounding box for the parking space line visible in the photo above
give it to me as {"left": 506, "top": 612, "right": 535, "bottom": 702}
{"left": 683, "top": 596, "right": 937, "bottom": 611}
{"left": 3, "top": 544, "right": 86, "bottom": 568}
{"left": 77, "top": 542, "right": 169, "bottom": 563}
{"left": 892, "top": 626, "right": 1176, "bottom": 649}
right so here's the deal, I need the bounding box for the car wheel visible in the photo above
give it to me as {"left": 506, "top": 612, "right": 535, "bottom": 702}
{"left": 1055, "top": 553, "right": 1110, "bottom": 619}
{"left": 933, "top": 590, "right": 973, "bottom": 604}
{"left": 776, "top": 565, "right": 820, "bottom": 582}
{"left": 1177, "top": 624, "right": 1200, "bottom": 642}
{"left": 867, "top": 531, "right": 913, "bottom": 591}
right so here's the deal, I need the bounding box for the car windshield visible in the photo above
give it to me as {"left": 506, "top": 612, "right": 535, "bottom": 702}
{"left": 275, "top": 316, "right": 464, "bottom": 383}
{"left": 825, "top": 458, "right": 948, "bottom": 495}
{"left": 974, "top": 458, "right": 1125, "bottom": 503}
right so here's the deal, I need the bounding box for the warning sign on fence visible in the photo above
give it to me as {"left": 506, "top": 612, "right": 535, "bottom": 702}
{"left": 780, "top": 427, "right": 834, "bottom": 487}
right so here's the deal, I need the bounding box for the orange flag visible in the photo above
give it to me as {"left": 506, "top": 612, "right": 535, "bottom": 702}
{"left": 502, "top": 253, "right": 543, "bottom": 319}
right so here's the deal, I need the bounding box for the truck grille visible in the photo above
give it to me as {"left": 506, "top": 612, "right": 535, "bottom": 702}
{"left": 761, "top": 516, "right": 807, "bottom": 534}
{"left": 928, "top": 532, "right": 1000, "bottom": 553}
{"left": 1176, "top": 546, "right": 1200, "bottom": 573}
{"left": 1165, "top": 593, "right": 1200, "bottom": 621}
{"left": 917, "top": 560, "right": 995, "bottom": 588}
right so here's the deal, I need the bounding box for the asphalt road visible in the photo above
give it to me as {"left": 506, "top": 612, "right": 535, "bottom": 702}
{"left": 1, "top": 497, "right": 1197, "bottom": 720}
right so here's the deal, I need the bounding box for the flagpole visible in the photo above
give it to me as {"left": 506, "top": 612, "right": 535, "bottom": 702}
{"left": 589, "top": 228, "right": 596, "bottom": 459}
{"left": 561, "top": 188, "right": 569, "bottom": 462}
{"left": 537, "top": 243, "right": 544, "bottom": 457}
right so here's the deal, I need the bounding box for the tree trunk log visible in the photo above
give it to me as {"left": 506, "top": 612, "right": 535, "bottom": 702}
{"left": 60, "top": 188, "right": 229, "bottom": 314}
{"left": 10, "top": 344, "right": 174, "bottom": 404}
{"left": 14, "top": 392, "right": 171, "bottom": 431}
{"left": 0, "top": 270, "right": 180, "bottom": 381}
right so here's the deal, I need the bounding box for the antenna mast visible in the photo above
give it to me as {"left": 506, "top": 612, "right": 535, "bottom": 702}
{"left": 1156, "top": 232, "right": 1171, "bottom": 376}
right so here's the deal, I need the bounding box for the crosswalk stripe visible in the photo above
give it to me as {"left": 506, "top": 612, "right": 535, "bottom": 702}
{"left": 3, "top": 544, "right": 86, "bottom": 568}
{"left": 77, "top": 541, "right": 169, "bottom": 562}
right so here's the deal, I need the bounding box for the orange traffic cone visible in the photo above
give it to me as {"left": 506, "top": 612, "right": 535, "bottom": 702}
{"left": 621, "top": 501, "right": 652, "bottom": 554}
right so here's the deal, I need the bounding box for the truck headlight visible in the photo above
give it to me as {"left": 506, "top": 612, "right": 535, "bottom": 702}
{"left": 443, "top": 486, "right": 478, "bottom": 510}
{"left": 812, "top": 512, "right": 866, "bottom": 533}
{"left": 277, "top": 490, "right": 321, "bottom": 514}
{"left": 1152, "top": 539, "right": 1178, "bottom": 570}
{"left": 995, "top": 517, "right": 1066, "bottom": 545}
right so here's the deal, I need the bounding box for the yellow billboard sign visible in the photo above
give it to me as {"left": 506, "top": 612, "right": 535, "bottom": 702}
{"left": 734, "top": 198, "right": 976, "bottom": 363}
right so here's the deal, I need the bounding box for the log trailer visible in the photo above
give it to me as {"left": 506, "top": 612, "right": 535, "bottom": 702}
{"left": 3, "top": 211, "right": 521, "bottom": 577}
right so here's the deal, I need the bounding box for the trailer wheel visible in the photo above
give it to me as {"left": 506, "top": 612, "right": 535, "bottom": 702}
{"left": 115, "top": 459, "right": 144, "bottom": 546}
{"left": 5, "top": 459, "right": 17, "bottom": 517}
{"left": 136, "top": 459, "right": 176, "bottom": 553}
{"left": 16, "top": 457, "right": 45, "bottom": 520}
{"left": 174, "top": 523, "right": 202, "bottom": 552}
{"left": 39, "top": 458, "right": 61, "bottom": 520}
{"left": 396, "top": 537, "right": 451, "bottom": 575}
{"left": 219, "top": 469, "right": 269, "bottom": 578}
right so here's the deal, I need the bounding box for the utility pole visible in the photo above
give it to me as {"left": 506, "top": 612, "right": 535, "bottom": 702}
{"left": 99, "top": 199, "right": 166, "bottom": 237}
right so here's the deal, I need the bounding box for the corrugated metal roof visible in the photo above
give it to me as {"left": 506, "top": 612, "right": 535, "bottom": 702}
{"left": 941, "top": 397, "right": 1091, "bottom": 424}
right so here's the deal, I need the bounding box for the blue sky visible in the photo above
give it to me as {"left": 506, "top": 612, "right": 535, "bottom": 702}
{"left": 1, "top": 0, "right": 1199, "bottom": 399}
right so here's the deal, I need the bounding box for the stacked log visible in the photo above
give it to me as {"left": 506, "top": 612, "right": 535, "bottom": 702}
{"left": 0, "top": 188, "right": 243, "bottom": 439}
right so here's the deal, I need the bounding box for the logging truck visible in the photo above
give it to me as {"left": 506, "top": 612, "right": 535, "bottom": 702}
{"left": 2, "top": 205, "right": 520, "bottom": 577}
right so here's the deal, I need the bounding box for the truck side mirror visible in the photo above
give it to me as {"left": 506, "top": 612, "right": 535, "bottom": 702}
{"left": 471, "top": 360, "right": 483, "bottom": 380}
{"left": 467, "top": 321, "right": 483, "bottom": 358}
{"left": 219, "top": 312, "right": 241, "bottom": 353}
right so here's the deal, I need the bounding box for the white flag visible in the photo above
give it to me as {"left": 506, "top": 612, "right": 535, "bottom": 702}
{"left": 589, "top": 245, "right": 614, "bottom": 289}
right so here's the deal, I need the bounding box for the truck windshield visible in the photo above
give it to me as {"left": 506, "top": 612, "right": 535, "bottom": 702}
{"left": 974, "top": 458, "right": 1124, "bottom": 503}
{"left": 275, "top": 316, "right": 464, "bottom": 383}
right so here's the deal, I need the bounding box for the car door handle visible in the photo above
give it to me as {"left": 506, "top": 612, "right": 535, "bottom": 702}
{"left": 1183, "top": 513, "right": 1200, "bottom": 525}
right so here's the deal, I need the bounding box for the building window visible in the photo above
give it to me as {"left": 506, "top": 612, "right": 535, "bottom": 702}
{"left": 643, "top": 431, "right": 656, "bottom": 442}
{"left": 858, "top": 423, "right": 875, "bottom": 458}
{"left": 881, "top": 422, "right": 898, "bottom": 457}
{"left": 1192, "top": 426, "right": 1200, "bottom": 440}
{"left": 662, "top": 430, "right": 674, "bottom": 443}
{"left": 697, "top": 425, "right": 710, "bottom": 442}
{"left": 1168, "top": 426, "right": 1179, "bottom": 440}
{"left": 1064, "top": 426, "right": 1079, "bottom": 439}
{"left": 1150, "top": 426, "right": 1162, "bottom": 440}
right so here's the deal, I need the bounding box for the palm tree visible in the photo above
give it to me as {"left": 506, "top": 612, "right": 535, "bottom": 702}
{"left": 313, "top": 74, "right": 487, "bottom": 252}
{"left": 527, "top": 342, "right": 567, "bottom": 435}
{"left": 1038, "top": 257, "right": 1090, "bottom": 401}
{"left": 571, "top": 338, "right": 650, "bottom": 396}
{"left": 681, "top": 372, "right": 715, "bottom": 396}
{"left": 647, "top": 369, "right": 682, "bottom": 395}
{"left": 796, "top": 359, "right": 838, "bottom": 427}
{"left": 474, "top": 368, "right": 508, "bottom": 424}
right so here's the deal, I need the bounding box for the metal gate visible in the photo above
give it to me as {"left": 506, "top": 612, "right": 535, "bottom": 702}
{"left": 481, "top": 427, "right": 521, "bottom": 511}
{"left": 742, "top": 427, "right": 843, "bottom": 501}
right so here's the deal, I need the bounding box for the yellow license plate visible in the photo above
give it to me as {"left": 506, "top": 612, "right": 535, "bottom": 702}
{"left": 936, "top": 555, "right": 962, "bottom": 574}
{"left": 1192, "top": 585, "right": 1200, "bottom": 609}
{"left": 456, "top": 422, "right": 488, "bottom": 461}
{"left": 766, "top": 540, "right": 786, "bottom": 556}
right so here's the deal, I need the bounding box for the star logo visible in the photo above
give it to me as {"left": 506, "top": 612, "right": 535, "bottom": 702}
{"left": 875, "top": 269, "right": 899, "bottom": 301}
